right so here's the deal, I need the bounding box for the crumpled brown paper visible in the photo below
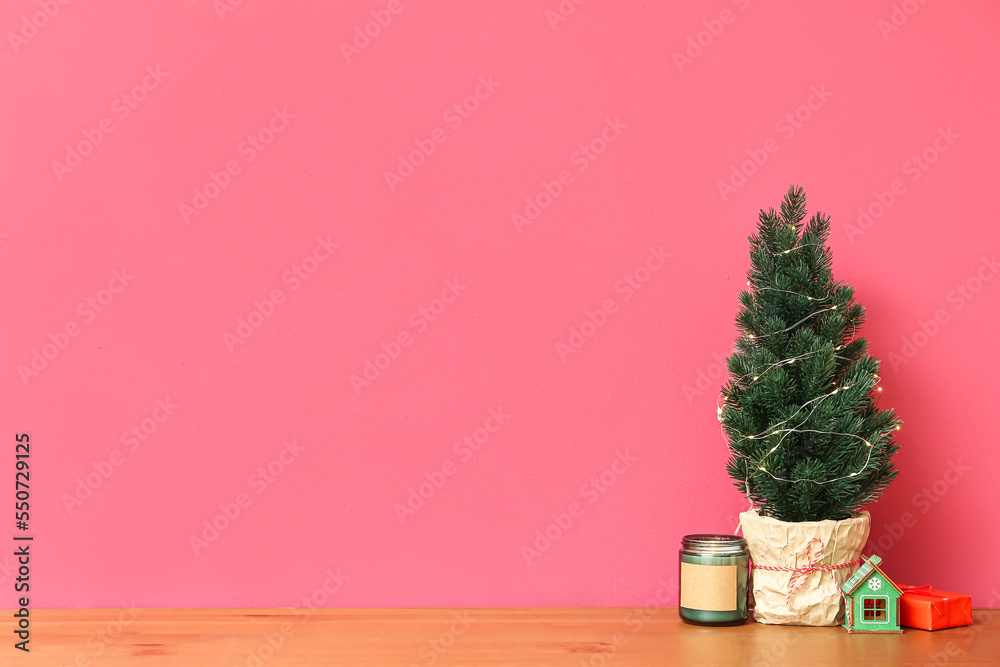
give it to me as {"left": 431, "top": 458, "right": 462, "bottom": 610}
{"left": 740, "top": 509, "right": 870, "bottom": 626}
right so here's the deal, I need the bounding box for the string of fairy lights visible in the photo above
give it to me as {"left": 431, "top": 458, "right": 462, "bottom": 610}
{"left": 720, "top": 357, "right": 897, "bottom": 487}
{"left": 725, "top": 281, "right": 857, "bottom": 387}
{"left": 719, "top": 379, "right": 895, "bottom": 484}
{"left": 752, "top": 285, "right": 832, "bottom": 302}
{"left": 720, "top": 380, "right": 898, "bottom": 490}
{"left": 718, "top": 252, "right": 898, "bottom": 491}
{"left": 763, "top": 240, "right": 827, "bottom": 257}
{"left": 745, "top": 306, "right": 839, "bottom": 341}
{"left": 724, "top": 346, "right": 851, "bottom": 387}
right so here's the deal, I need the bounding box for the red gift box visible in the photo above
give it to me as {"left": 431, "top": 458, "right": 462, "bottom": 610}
{"left": 899, "top": 585, "right": 973, "bottom": 630}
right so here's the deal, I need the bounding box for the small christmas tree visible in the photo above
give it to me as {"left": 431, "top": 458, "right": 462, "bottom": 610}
{"left": 721, "top": 186, "right": 901, "bottom": 522}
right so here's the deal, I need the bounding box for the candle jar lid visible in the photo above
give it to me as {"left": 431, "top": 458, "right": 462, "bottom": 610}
{"left": 681, "top": 534, "right": 747, "bottom": 555}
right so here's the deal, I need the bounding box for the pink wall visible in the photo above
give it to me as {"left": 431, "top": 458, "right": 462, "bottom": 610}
{"left": 2, "top": 1, "right": 999, "bottom": 610}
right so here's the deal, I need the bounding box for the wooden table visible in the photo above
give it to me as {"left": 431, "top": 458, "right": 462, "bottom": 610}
{"left": 6, "top": 607, "right": 999, "bottom": 666}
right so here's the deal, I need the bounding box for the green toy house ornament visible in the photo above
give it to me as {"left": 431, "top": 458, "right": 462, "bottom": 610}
{"left": 841, "top": 555, "right": 903, "bottom": 633}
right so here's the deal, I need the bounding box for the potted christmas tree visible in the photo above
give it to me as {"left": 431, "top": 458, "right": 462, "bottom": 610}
{"left": 719, "top": 185, "right": 902, "bottom": 626}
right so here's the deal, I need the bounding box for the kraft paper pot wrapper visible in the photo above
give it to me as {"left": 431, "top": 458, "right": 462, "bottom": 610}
{"left": 740, "top": 509, "right": 870, "bottom": 626}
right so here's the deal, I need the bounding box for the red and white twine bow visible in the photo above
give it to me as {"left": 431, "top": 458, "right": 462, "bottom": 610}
{"left": 751, "top": 538, "right": 860, "bottom": 605}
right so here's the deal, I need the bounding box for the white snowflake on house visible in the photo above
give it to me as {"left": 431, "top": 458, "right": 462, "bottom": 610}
{"left": 868, "top": 576, "right": 882, "bottom": 592}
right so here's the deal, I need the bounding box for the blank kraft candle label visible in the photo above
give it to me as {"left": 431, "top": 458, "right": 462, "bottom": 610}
{"left": 680, "top": 563, "right": 737, "bottom": 611}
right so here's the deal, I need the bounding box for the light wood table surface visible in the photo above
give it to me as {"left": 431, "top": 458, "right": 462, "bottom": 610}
{"left": 6, "top": 607, "right": 999, "bottom": 666}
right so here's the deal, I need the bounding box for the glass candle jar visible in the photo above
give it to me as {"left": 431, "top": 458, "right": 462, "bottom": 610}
{"left": 678, "top": 534, "right": 749, "bottom": 626}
